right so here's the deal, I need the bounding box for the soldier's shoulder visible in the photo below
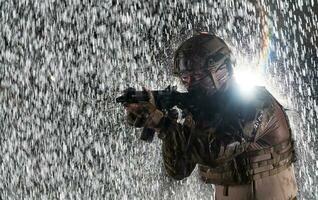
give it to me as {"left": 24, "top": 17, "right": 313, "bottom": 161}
{"left": 233, "top": 86, "right": 280, "bottom": 121}
{"left": 234, "top": 86, "right": 274, "bottom": 109}
{"left": 253, "top": 86, "right": 275, "bottom": 106}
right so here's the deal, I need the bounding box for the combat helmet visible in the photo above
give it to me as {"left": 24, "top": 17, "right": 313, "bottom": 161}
{"left": 173, "top": 33, "right": 234, "bottom": 94}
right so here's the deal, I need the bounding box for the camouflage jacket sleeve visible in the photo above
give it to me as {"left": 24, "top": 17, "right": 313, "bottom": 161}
{"left": 158, "top": 114, "right": 198, "bottom": 180}
{"left": 157, "top": 113, "right": 250, "bottom": 180}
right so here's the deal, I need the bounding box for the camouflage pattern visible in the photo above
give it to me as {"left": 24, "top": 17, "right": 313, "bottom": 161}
{"left": 158, "top": 87, "right": 297, "bottom": 199}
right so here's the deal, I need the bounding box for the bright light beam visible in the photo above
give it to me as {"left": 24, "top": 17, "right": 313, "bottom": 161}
{"left": 233, "top": 59, "right": 265, "bottom": 98}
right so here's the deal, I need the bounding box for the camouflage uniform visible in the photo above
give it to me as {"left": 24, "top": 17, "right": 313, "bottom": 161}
{"left": 125, "top": 33, "right": 298, "bottom": 199}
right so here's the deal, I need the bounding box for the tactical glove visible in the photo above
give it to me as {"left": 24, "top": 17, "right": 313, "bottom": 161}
{"left": 125, "top": 87, "right": 164, "bottom": 129}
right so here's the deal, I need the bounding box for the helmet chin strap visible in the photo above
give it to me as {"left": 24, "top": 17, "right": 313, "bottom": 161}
{"left": 209, "top": 69, "right": 220, "bottom": 90}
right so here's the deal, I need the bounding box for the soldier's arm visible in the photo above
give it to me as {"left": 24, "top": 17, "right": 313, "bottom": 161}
{"left": 125, "top": 101, "right": 198, "bottom": 180}
{"left": 125, "top": 100, "right": 249, "bottom": 178}
{"left": 250, "top": 93, "right": 292, "bottom": 147}
{"left": 158, "top": 115, "right": 197, "bottom": 180}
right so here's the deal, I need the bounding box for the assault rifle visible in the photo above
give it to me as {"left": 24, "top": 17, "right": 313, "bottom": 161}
{"left": 116, "top": 86, "right": 199, "bottom": 142}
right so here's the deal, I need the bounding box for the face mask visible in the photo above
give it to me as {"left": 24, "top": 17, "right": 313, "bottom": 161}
{"left": 179, "top": 63, "right": 230, "bottom": 96}
{"left": 180, "top": 70, "right": 217, "bottom": 95}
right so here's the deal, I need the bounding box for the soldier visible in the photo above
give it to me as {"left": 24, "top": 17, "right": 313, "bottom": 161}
{"left": 125, "top": 33, "right": 298, "bottom": 200}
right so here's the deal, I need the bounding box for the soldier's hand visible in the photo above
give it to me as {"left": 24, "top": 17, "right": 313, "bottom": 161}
{"left": 124, "top": 87, "right": 164, "bottom": 129}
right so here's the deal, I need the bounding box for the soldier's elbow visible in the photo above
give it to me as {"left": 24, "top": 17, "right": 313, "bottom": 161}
{"left": 168, "top": 172, "right": 188, "bottom": 180}
{"left": 165, "top": 167, "right": 191, "bottom": 180}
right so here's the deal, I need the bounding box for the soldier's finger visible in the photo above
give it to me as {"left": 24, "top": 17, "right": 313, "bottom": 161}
{"left": 142, "top": 86, "right": 156, "bottom": 106}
